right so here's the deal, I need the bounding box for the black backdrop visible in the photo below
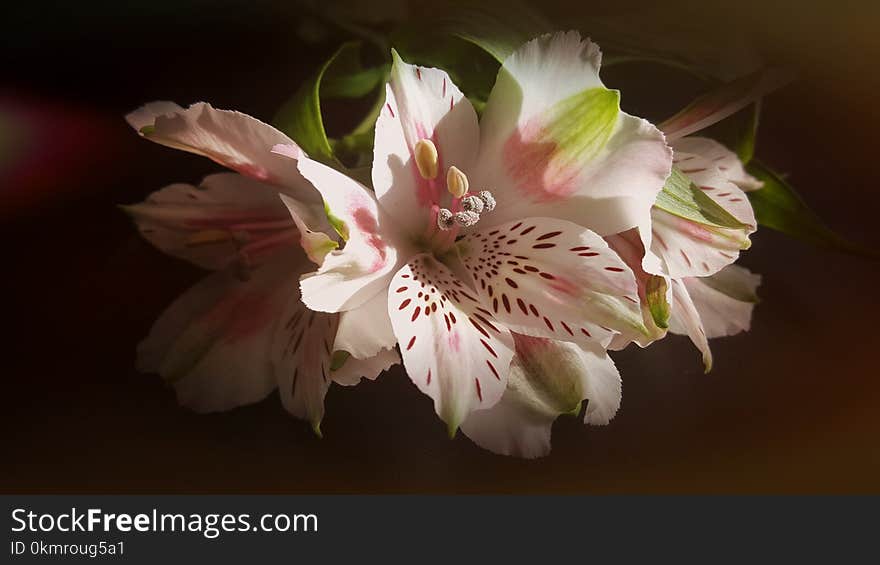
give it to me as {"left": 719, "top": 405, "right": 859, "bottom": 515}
{"left": 2, "top": 0, "right": 879, "bottom": 493}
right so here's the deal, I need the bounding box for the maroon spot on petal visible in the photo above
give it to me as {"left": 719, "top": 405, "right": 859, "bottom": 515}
{"left": 426, "top": 369, "right": 432, "bottom": 386}
{"left": 486, "top": 360, "right": 500, "bottom": 380}
{"left": 505, "top": 277, "right": 518, "bottom": 289}
{"left": 480, "top": 339, "right": 498, "bottom": 358}
{"left": 532, "top": 243, "right": 556, "bottom": 249}
{"left": 386, "top": 103, "right": 395, "bottom": 118}
{"left": 569, "top": 246, "right": 591, "bottom": 251}
{"left": 624, "top": 296, "right": 638, "bottom": 303}
{"left": 702, "top": 261, "right": 710, "bottom": 271}
{"left": 536, "top": 231, "right": 562, "bottom": 241}
{"left": 529, "top": 304, "right": 540, "bottom": 317}
{"left": 492, "top": 297, "right": 499, "bottom": 313}
{"left": 506, "top": 239, "right": 518, "bottom": 245}
{"left": 520, "top": 226, "right": 535, "bottom": 235}
{"left": 513, "top": 268, "right": 526, "bottom": 274}
{"left": 604, "top": 267, "right": 625, "bottom": 272}
{"left": 680, "top": 249, "right": 692, "bottom": 268}
{"left": 516, "top": 298, "right": 528, "bottom": 315}
{"left": 415, "top": 67, "right": 422, "bottom": 80}
{"left": 539, "top": 272, "right": 555, "bottom": 280}
{"left": 399, "top": 299, "right": 412, "bottom": 310}
{"left": 444, "top": 314, "right": 451, "bottom": 331}
{"left": 469, "top": 318, "right": 490, "bottom": 339}
{"left": 442, "top": 77, "right": 446, "bottom": 97}
{"left": 717, "top": 192, "right": 732, "bottom": 197}
{"left": 510, "top": 222, "right": 523, "bottom": 231}
{"left": 396, "top": 286, "right": 408, "bottom": 293}
{"left": 699, "top": 185, "right": 715, "bottom": 191}
{"left": 543, "top": 317, "right": 555, "bottom": 331}
{"left": 560, "top": 321, "right": 574, "bottom": 336}
{"left": 472, "top": 313, "right": 500, "bottom": 333}
{"left": 730, "top": 198, "right": 743, "bottom": 202}
{"left": 502, "top": 294, "right": 511, "bottom": 313}
{"left": 449, "top": 312, "right": 457, "bottom": 324}
{"left": 581, "top": 327, "right": 592, "bottom": 338}
{"left": 406, "top": 336, "right": 417, "bottom": 351}
{"left": 411, "top": 306, "right": 421, "bottom": 322}
{"left": 524, "top": 265, "right": 539, "bottom": 272}
{"left": 680, "top": 167, "right": 706, "bottom": 174}
{"left": 475, "top": 377, "right": 483, "bottom": 401}
{"left": 579, "top": 252, "right": 600, "bottom": 257}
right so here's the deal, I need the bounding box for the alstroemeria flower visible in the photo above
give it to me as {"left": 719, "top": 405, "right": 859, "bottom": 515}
{"left": 278, "top": 32, "right": 672, "bottom": 442}
{"left": 124, "top": 102, "right": 399, "bottom": 433}
{"left": 611, "top": 136, "right": 763, "bottom": 370}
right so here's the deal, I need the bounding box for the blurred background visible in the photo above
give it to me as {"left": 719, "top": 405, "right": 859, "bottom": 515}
{"left": 2, "top": 0, "right": 879, "bottom": 493}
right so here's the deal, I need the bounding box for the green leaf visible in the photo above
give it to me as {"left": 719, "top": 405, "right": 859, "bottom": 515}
{"left": 746, "top": 161, "right": 878, "bottom": 259}
{"left": 273, "top": 42, "right": 386, "bottom": 166}
{"left": 655, "top": 168, "right": 749, "bottom": 230}
{"left": 440, "top": 0, "right": 552, "bottom": 63}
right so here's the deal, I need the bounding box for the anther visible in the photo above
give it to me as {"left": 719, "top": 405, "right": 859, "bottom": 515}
{"left": 446, "top": 166, "right": 469, "bottom": 198}
{"left": 414, "top": 139, "right": 439, "bottom": 180}
{"left": 477, "top": 190, "right": 496, "bottom": 212}
{"left": 437, "top": 208, "right": 454, "bottom": 231}
{"left": 460, "top": 195, "right": 484, "bottom": 214}
{"left": 454, "top": 211, "right": 480, "bottom": 228}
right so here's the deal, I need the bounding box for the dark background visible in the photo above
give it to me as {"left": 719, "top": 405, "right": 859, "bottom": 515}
{"left": 2, "top": 1, "right": 879, "bottom": 493}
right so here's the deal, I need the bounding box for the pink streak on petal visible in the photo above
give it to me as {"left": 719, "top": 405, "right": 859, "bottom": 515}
{"left": 503, "top": 122, "right": 578, "bottom": 203}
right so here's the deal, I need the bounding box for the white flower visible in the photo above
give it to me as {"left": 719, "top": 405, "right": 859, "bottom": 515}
{"left": 277, "top": 32, "right": 673, "bottom": 453}
{"left": 124, "top": 102, "right": 398, "bottom": 434}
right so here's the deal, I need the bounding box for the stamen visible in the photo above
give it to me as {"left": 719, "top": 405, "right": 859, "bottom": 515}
{"left": 460, "top": 195, "right": 484, "bottom": 214}
{"left": 414, "top": 139, "right": 439, "bottom": 180}
{"left": 446, "top": 166, "right": 469, "bottom": 198}
{"left": 478, "top": 190, "right": 496, "bottom": 212}
{"left": 437, "top": 208, "right": 454, "bottom": 231}
{"left": 185, "top": 229, "right": 233, "bottom": 247}
{"left": 454, "top": 211, "right": 480, "bottom": 227}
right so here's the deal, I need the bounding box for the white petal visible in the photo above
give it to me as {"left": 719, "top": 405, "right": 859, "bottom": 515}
{"left": 271, "top": 300, "right": 340, "bottom": 434}
{"left": 672, "top": 136, "right": 763, "bottom": 191}
{"left": 293, "top": 157, "right": 404, "bottom": 313}
{"left": 667, "top": 278, "right": 712, "bottom": 372}
{"left": 123, "top": 173, "right": 301, "bottom": 270}
{"left": 279, "top": 194, "right": 338, "bottom": 265}
{"left": 461, "top": 335, "right": 621, "bottom": 458}
{"left": 683, "top": 265, "right": 761, "bottom": 338}
{"left": 372, "top": 53, "right": 480, "bottom": 237}
{"left": 457, "top": 217, "right": 647, "bottom": 348}
{"left": 331, "top": 348, "right": 400, "bottom": 386}
{"left": 660, "top": 69, "right": 792, "bottom": 142}
{"left": 387, "top": 255, "right": 515, "bottom": 433}
{"left": 127, "top": 101, "right": 317, "bottom": 202}
{"left": 476, "top": 31, "right": 672, "bottom": 237}
{"left": 334, "top": 290, "right": 397, "bottom": 359}
{"left": 651, "top": 151, "right": 756, "bottom": 279}
{"left": 137, "top": 250, "right": 304, "bottom": 412}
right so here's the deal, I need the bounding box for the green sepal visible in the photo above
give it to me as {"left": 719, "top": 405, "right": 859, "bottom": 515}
{"left": 645, "top": 275, "right": 670, "bottom": 330}
{"left": 329, "top": 350, "right": 350, "bottom": 372}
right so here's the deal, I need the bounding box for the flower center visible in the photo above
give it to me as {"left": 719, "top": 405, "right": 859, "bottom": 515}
{"left": 413, "top": 138, "right": 496, "bottom": 251}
